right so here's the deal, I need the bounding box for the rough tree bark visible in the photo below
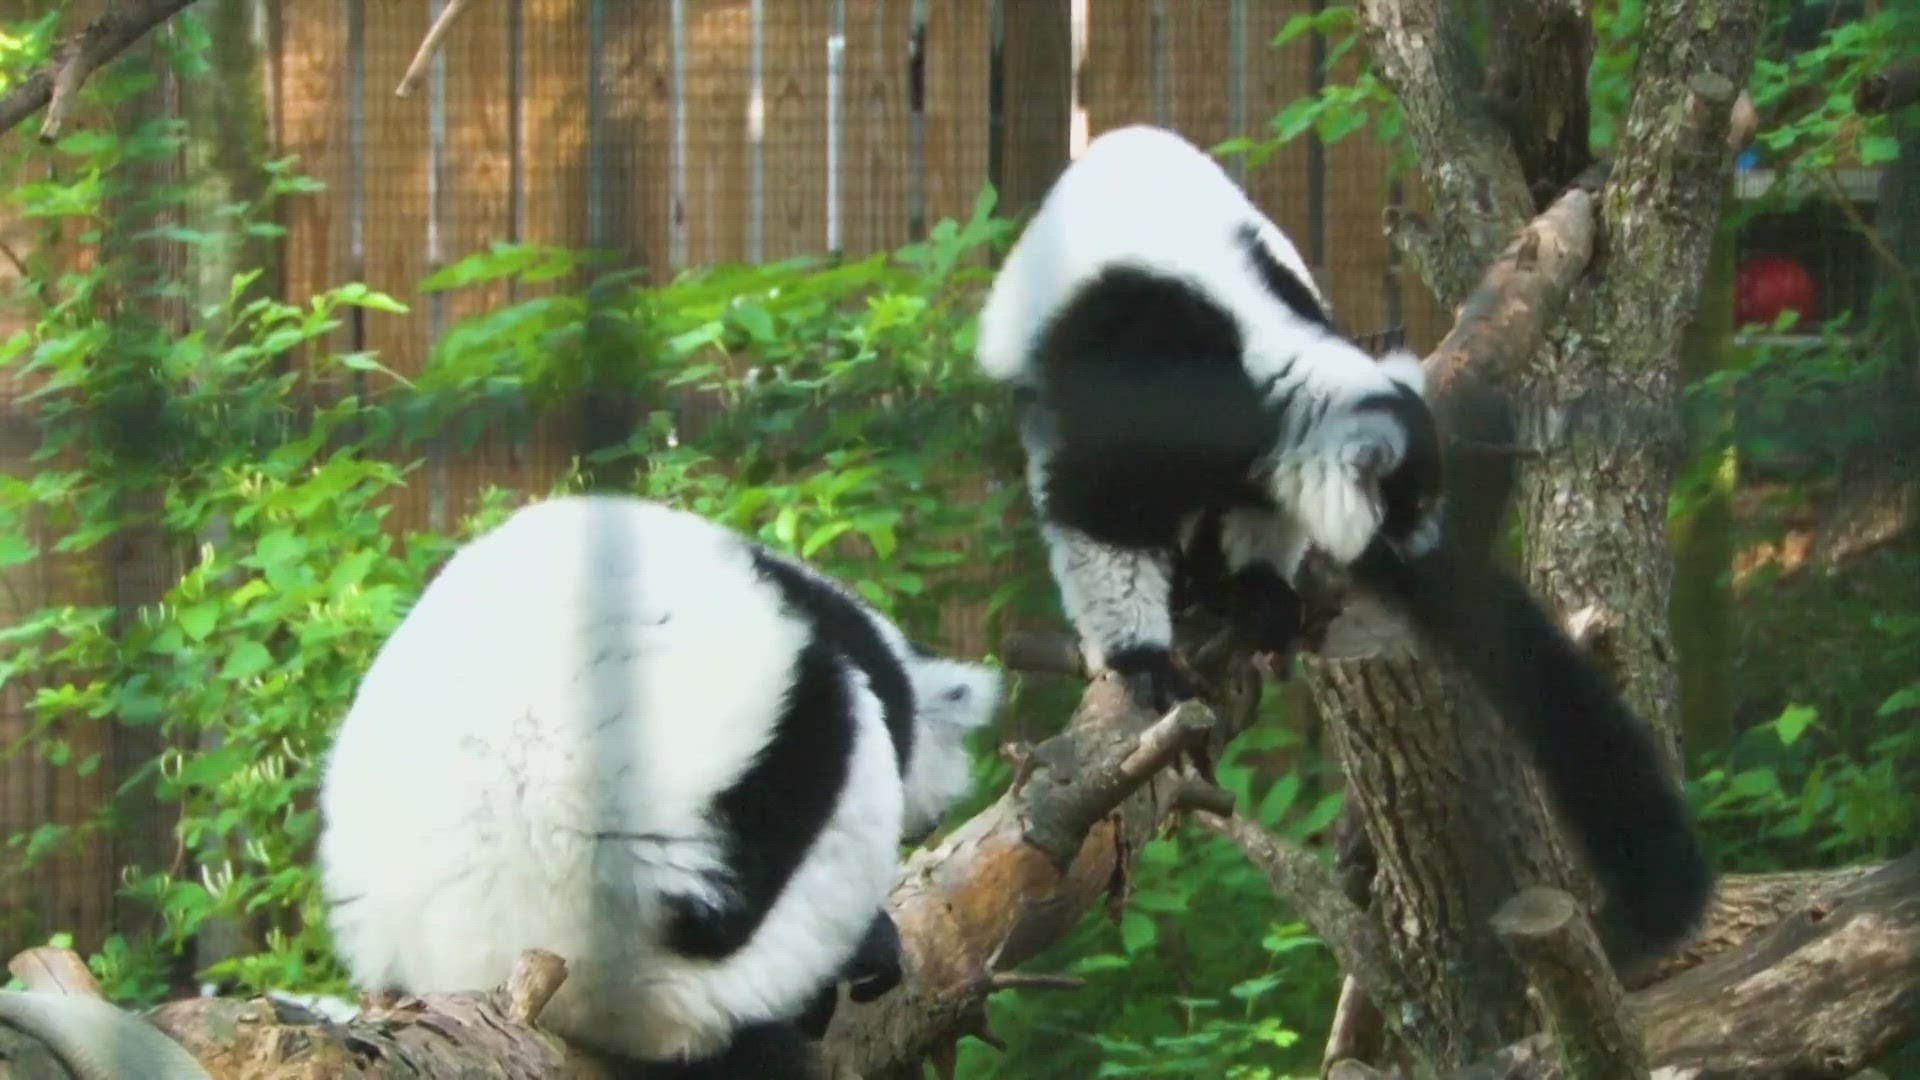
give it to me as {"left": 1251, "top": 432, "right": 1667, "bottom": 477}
{"left": 1299, "top": 0, "right": 1767, "bottom": 1074}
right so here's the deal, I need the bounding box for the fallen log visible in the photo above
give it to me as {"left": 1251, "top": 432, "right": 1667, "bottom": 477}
{"left": 10, "top": 651, "right": 1260, "bottom": 1079}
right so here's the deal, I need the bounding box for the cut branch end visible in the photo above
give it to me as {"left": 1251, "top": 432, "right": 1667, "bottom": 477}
{"left": 501, "top": 948, "right": 568, "bottom": 1025}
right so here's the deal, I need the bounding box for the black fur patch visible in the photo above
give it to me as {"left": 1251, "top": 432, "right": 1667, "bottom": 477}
{"left": 751, "top": 551, "right": 916, "bottom": 770}
{"left": 1350, "top": 383, "right": 1443, "bottom": 546}
{"left": 1030, "top": 266, "right": 1278, "bottom": 549}
{"left": 792, "top": 908, "right": 904, "bottom": 1041}
{"left": 1236, "top": 223, "right": 1335, "bottom": 330}
{"left": 1223, "top": 561, "right": 1307, "bottom": 656}
{"left": 1169, "top": 510, "right": 1305, "bottom": 656}
{"left": 604, "top": 1021, "right": 824, "bottom": 1080}
{"left": 661, "top": 633, "right": 856, "bottom": 961}
{"left": 1105, "top": 644, "right": 1201, "bottom": 712}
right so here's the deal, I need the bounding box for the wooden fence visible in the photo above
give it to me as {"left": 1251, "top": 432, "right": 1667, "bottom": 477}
{"left": 1, "top": 0, "right": 1451, "bottom": 960}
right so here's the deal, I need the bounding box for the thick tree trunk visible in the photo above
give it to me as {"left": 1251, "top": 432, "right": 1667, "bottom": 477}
{"left": 1300, "top": 0, "right": 1766, "bottom": 1073}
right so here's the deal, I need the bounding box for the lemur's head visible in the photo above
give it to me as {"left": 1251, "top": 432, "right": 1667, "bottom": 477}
{"left": 899, "top": 646, "right": 1004, "bottom": 844}
{"left": 1372, "top": 349, "right": 1445, "bottom": 557}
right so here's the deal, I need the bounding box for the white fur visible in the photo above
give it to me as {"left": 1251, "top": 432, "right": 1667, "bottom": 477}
{"left": 978, "top": 125, "right": 1328, "bottom": 384}
{"left": 318, "top": 495, "right": 999, "bottom": 1063}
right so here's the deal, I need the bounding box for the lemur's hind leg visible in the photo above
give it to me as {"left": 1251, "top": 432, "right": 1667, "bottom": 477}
{"left": 1040, "top": 518, "right": 1197, "bottom": 712}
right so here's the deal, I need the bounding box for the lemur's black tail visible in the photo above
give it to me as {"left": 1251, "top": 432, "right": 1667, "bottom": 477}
{"left": 1350, "top": 539, "right": 1715, "bottom": 965}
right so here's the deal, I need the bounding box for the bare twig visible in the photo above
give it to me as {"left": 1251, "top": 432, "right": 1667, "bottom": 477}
{"left": 396, "top": 0, "right": 474, "bottom": 98}
{"left": 0, "top": 0, "right": 203, "bottom": 142}
{"left": 1118, "top": 702, "right": 1214, "bottom": 781}
{"left": 1169, "top": 776, "right": 1237, "bottom": 816}
{"left": 41, "top": 46, "right": 90, "bottom": 142}
{"left": 986, "top": 971, "right": 1087, "bottom": 993}
{"left": 1023, "top": 692, "right": 1215, "bottom": 863}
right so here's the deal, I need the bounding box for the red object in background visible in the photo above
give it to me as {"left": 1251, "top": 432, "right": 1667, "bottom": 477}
{"left": 1736, "top": 254, "right": 1819, "bottom": 328}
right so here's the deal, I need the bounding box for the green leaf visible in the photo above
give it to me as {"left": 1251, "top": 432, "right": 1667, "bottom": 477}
{"left": 1773, "top": 703, "right": 1818, "bottom": 746}
{"left": 772, "top": 507, "right": 801, "bottom": 550}
{"left": 730, "top": 302, "right": 777, "bottom": 344}
{"left": 218, "top": 641, "right": 274, "bottom": 682}
{"left": 331, "top": 282, "right": 411, "bottom": 314}
{"left": 800, "top": 520, "right": 854, "bottom": 558}
{"left": 1272, "top": 97, "right": 1321, "bottom": 142}
{"left": 334, "top": 351, "right": 417, "bottom": 388}
{"left": 1861, "top": 133, "right": 1900, "bottom": 165}
{"left": 0, "top": 533, "right": 38, "bottom": 569}
{"left": 1296, "top": 790, "right": 1344, "bottom": 837}
{"left": 1878, "top": 686, "right": 1920, "bottom": 718}
{"left": 1120, "top": 908, "right": 1157, "bottom": 956}
{"left": 177, "top": 601, "right": 220, "bottom": 643}
{"left": 1255, "top": 772, "right": 1301, "bottom": 826}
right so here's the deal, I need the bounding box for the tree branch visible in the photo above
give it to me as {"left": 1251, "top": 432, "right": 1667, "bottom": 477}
{"left": 814, "top": 666, "right": 1262, "bottom": 1073}
{"left": 1422, "top": 183, "right": 1598, "bottom": 401}
{"left": 1356, "top": 0, "right": 1537, "bottom": 305}
{"left": 1195, "top": 813, "right": 1407, "bottom": 1021}
{"left": 0, "top": 0, "right": 203, "bottom": 143}
{"left": 395, "top": 0, "right": 473, "bottom": 98}
{"left": 1595, "top": 0, "right": 1766, "bottom": 353}
{"left": 1457, "top": 851, "right": 1920, "bottom": 1080}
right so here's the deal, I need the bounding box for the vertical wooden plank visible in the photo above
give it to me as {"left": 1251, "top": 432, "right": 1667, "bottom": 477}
{"left": 358, "top": 2, "right": 429, "bottom": 379}
{"left": 919, "top": 0, "right": 991, "bottom": 232}
{"left": 1081, "top": 0, "right": 1153, "bottom": 141}
{"left": 520, "top": 0, "right": 590, "bottom": 272}
{"left": 763, "top": 0, "right": 832, "bottom": 259}
{"left": 1320, "top": 37, "right": 1390, "bottom": 336}
{"left": 681, "top": 0, "right": 752, "bottom": 268}
{"left": 443, "top": 1, "right": 516, "bottom": 322}
{"left": 995, "top": 0, "right": 1070, "bottom": 218}
{"left": 600, "top": 0, "right": 675, "bottom": 281}
{"left": 749, "top": 0, "right": 765, "bottom": 262}
{"left": 840, "top": 0, "right": 912, "bottom": 255}
{"left": 356, "top": 1, "right": 433, "bottom": 537}
{"left": 1165, "top": 0, "right": 1231, "bottom": 158}
{"left": 277, "top": 0, "right": 353, "bottom": 389}
{"left": 1244, "top": 0, "right": 1318, "bottom": 267}
{"left": 438, "top": 0, "right": 539, "bottom": 527}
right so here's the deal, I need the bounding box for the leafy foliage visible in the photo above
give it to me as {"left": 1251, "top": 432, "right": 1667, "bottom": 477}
{"left": 1, "top": 5, "right": 1915, "bottom": 1080}
{"left": 959, "top": 722, "right": 1344, "bottom": 1080}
